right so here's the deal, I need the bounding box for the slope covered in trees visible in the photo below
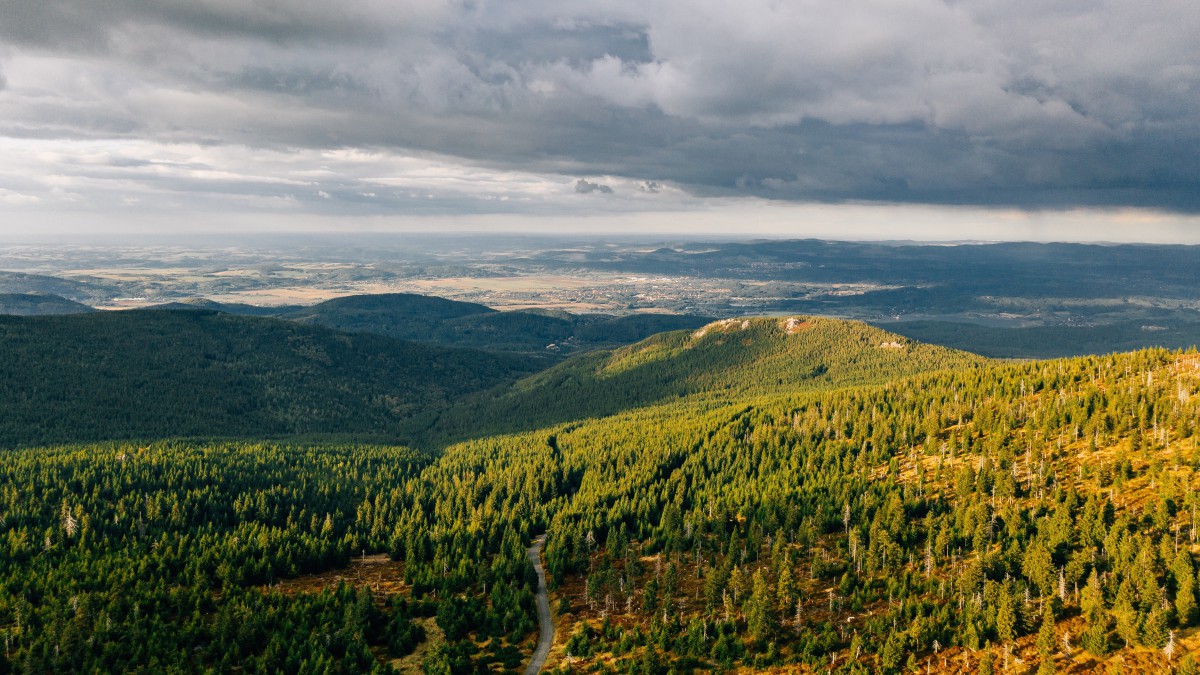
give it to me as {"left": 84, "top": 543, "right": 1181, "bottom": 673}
{"left": 144, "top": 297, "right": 296, "bottom": 316}
{"left": 283, "top": 293, "right": 498, "bottom": 335}
{"left": 10, "top": 310, "right": 1200, "bottom": 673}
{"left": 0, "top": 309, "right": 538, "bottom": 448}
{"left": 413, "top": 346, "right": 1200, "bottom": 673}
{"left": 0, "top": 442, "right": 431, "bottom": 672}
{"left": 283, "top": 293, "right": 708, "bottom": 357}
{"left": 0, "top": 293, "right": 94, "bottom": 316}
{"left": 424, "top": 316, "right": 984, "bottom": 440}
{"left": 0, "top": 272, "right": 114, "bottom": 305}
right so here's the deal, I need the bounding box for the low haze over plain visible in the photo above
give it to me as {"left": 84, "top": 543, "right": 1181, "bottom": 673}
{"left": 2, "top": 0, "right": 1199, "bottom": 241}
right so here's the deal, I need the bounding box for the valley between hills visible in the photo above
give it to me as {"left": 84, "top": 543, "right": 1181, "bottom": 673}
{"left": 1, "top": 289, "right": 1199, "bottom": 674}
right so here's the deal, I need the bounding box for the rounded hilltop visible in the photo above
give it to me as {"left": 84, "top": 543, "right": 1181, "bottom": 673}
{"left": 431, "top": 315, "right": 985, "bottom": 441}
{"left": 600, "top": 315, "right": 967, "bottom": 385}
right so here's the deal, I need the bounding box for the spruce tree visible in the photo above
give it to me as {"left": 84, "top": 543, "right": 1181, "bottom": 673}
{"left": 1080, "top": 570, "right": 1110, "bottom": 655}
{"left": 745, "top": 570, "right": 778, "bottom": 648}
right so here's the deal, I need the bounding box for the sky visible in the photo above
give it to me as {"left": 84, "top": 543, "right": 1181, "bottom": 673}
{"left": 2, "top": 0, "right": 1200, "bottom": 242}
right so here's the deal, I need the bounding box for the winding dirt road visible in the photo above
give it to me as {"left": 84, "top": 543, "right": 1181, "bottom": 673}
{"left": 524, "top": 535, "right": 554, "bottom": 674}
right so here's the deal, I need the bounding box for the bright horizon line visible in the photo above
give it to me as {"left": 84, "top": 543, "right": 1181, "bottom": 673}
{"left": 6, "top": 202, "right": 1200, "bottom": 246}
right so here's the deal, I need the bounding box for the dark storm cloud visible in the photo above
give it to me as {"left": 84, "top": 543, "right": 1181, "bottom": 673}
{"left": 1, "top": 0, "right": 1198, "bottom": 212}
{"left": 0, "top": 0, "right": 399, "bottom": 50}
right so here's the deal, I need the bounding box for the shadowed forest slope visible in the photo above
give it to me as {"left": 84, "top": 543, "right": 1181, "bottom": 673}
{"left": 284, "top": 292, "right": 708, "bottom": 357}
{"left": 0, "top": 309, "right": 539, "bottom": 447}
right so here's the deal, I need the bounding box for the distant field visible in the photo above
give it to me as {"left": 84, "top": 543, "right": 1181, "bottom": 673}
{"left": 204, "top": 273, "right": 720, "bottom": 313}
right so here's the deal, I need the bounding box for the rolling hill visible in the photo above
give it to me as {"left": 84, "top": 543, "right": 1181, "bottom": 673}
{"left": 419, "top": 343, "right": 1200, "bottom": 675}
{"left": 144, "top": 297, "right": 298, "bottom": 316}
{"left": 283, "top": 292, "right": 497, "bottom": 339}
{"left": 0, "top": 309, "right": 539, "bottom": 447}
{"left": 6, "top": 297, "right": 1200, "bottom": 674}
{"left": 282, "top": 292, "right": 708, "bottom": 355}
{"left": 0, "top": 271, "right": 118, "bottom": 304}
{"left": 421, "top": 315, "right": 986, "bottom": 440}
{"left": 0, "top": 292, "right": 94, "bottom": 315}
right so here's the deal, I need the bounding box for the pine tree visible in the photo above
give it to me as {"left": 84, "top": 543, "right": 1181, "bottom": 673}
{"left": 1174, "top": 550, "right": 1198, "bottom": 626}
{"left": 996, "top": 585, "right": 1017, "bottom": 643}
{"left": 1142, "top": 604, "right": 1169, "bottom": 648}
{"left": 745, "top": 569, "right": 777, "bottom": 647}
{"left": 1036, "top": 601, "right": 1057, "bottom": 672}
{"left": 1080, "top": 570, "right": 1110, "bottom": 655}
{"left": 1112, "top": 581, "right": 1140, "bottom": 648}
{"left": 979, "top": 649, "right": 995, "bottom": 675}
{"left": 1023, "top": 542, "right": 1057, "bottom": 598}
{"left": 777, "top": 563, "right": 796, "bottom": 615}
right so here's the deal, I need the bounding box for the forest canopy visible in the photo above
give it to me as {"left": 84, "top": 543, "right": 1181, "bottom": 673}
{"left": 3, "top": 312, "right": 1200, "bottom": 673}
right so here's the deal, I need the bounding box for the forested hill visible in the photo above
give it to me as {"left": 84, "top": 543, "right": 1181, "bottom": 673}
{"left": 0, "top": 309, "right": 539, "bottom": 448}
{"left": 283, "top": 292, "right": 496, "bottom": 331}
{"left": 283, "top": 292, "right": 709, "bottom": 357}
{"left": 0, "top": 292, "right": 94, "bottom": 316}
{"left": 144, "top": 297, "right": 296, "bottom": 316}
{"left": 423, "top": 316, "right": 986, "bottom": 441}
{"left": 421, "top": 345, "right": 1200, "bottom": 674}
{"left": 11, "top": 308, "right": 1200, "bottom": 672}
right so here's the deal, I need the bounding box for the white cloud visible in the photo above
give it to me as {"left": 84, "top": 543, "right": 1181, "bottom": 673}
{"left": 0, "top": 136, "right": 699, "bottom": 227}
{"left": 0, "top": 189, "right": 40, "bottom": 206}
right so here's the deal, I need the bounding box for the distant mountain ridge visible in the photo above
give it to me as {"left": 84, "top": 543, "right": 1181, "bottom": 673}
{"left": 141, "top": 292, "right": 711, "bottom": 357}
{"left": 544, "top": 239, "right": 1200, "bottom": 294}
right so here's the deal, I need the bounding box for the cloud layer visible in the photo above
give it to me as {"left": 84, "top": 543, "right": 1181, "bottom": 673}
{"left": 1, "top": 0, "right": 1199, "bottom": 230}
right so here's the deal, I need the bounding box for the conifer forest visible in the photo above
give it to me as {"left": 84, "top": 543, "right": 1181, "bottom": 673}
{"left": 3, "top": 308, "right": 1200, "bottom": 674}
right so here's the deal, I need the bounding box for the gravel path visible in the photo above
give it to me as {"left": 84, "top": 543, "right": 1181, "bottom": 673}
{"left": 524, "top": 535, "right": 554, "bottom": 675}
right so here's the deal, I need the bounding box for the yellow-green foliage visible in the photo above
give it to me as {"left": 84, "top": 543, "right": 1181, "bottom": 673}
{"left": 428, "top": 316, "right": 984, "bottom": 441}
{"left": 6, "top": 315, "right": 1200, "bottom": 674}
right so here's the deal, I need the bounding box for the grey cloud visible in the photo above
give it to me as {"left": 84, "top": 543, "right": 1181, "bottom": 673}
{"left": 0, "top": 0, "right": 412, "bottom": 50}
{"left": 575, "top": 179, "right": 613, "bottom": 194}
{"left": 464, "top": 21, "right": 652, "bottom": 71}
{"left": 224, "top": 67, "right": 377, "bottom": 99}
{"left": 1, "top": 0, "right": 1198, "bottom": 213}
